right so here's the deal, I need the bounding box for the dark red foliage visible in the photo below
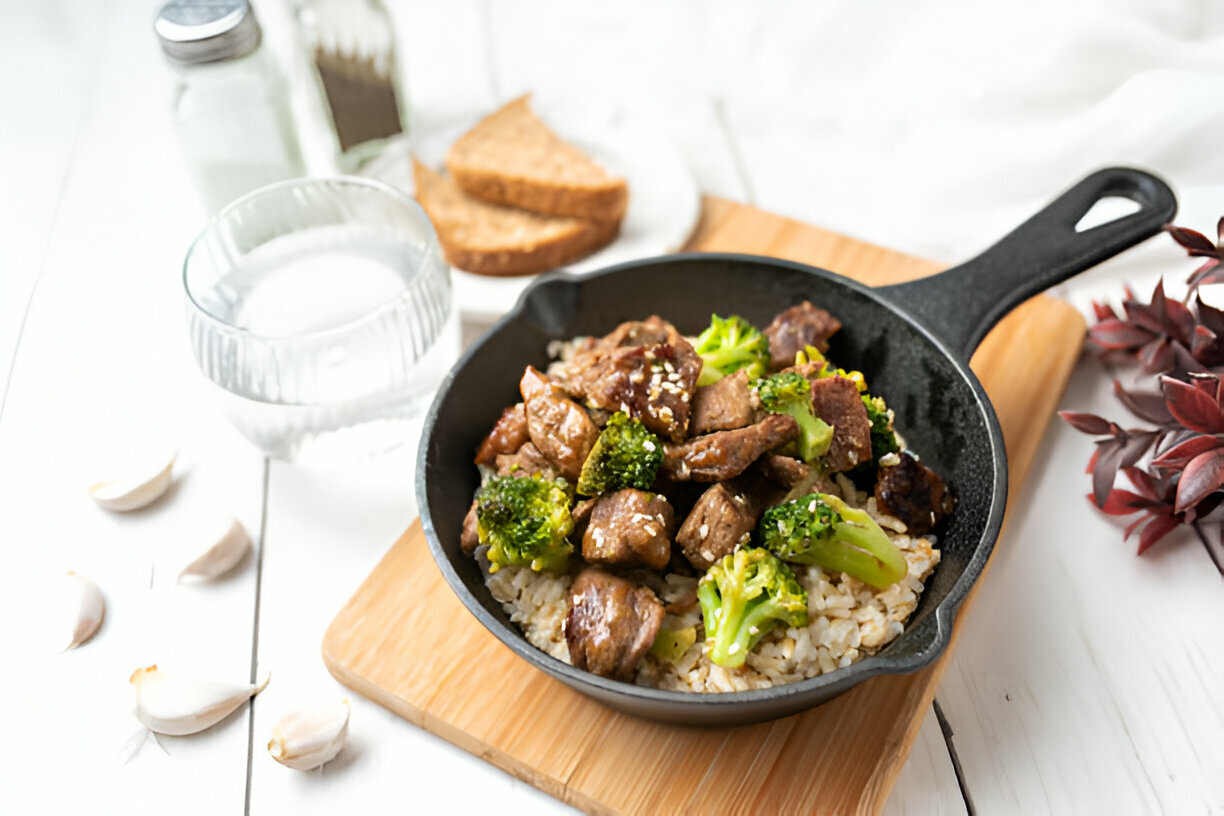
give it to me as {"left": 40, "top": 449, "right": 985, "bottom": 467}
{"left": 1063, "top": 217, "right": 1224, "bottom": 559}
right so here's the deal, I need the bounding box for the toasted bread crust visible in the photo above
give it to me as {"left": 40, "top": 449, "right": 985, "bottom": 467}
{"left": 414, "top": 160, "right": 620, "bottom": 277}
{"left": 445, "top": 95, "right": 628, "bottom": 222}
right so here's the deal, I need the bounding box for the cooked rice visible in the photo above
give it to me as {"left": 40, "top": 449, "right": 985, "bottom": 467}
{"left": 483, "top": 479, "right": 940, "bottom": 692}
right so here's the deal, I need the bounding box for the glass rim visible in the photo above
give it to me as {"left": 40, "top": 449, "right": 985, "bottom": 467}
{"left": 182, "top": 175, "right": 445, "bottom": 343}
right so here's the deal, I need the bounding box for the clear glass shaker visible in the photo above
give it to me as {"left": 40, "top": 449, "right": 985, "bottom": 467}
{"left": 155, "top": 0, "right": 305, "bottom": 214}
{"left": 295, "top": 0, "right": 410, "bottom": 172}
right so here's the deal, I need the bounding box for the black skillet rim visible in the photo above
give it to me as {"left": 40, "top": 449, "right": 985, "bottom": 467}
{"left": 416, "top": 252, "right": 1007, "bottom": 713}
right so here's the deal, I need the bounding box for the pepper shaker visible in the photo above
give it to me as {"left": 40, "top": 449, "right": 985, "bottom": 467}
{"left": 296, "top": 0, "right": 410, "bottom": 171}
{"left": 155, "top": 0, "right": 305, "bottom": 213}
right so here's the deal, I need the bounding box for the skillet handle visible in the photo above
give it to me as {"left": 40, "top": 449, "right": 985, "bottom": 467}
{"left": 876, "top": 167, "right": 1176, "bottom": 360}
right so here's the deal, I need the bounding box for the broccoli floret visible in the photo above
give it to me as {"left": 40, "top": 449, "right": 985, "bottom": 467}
{"left": 795, "top": 344, "right": 867, "bottom": 392}
{"left": 862, "top": 395, "right": 899, "bottom": 460}
{"left": 693, "top": 314, "right": 770, "bottom": 386}
{"left": 697, "top": 548, "right": 809, "bottom": 668}
{"left": 755, "top": 371, "right": 833, "bottom": 463}
{"left": 757, "top": 492, "right": 907, "bottom": 589}
{"left": 475, "top": 475, "right": 574, "bottom": 573}
{"left": 649, "top": 626, "right": 698, "bottom": 664}
{"left": 576, "top": 412, "right": 663, "bottom": 495}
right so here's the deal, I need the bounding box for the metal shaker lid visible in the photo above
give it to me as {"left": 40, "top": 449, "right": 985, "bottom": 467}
{"left": 154, "top": 0, "right": 262, "bottom": 64}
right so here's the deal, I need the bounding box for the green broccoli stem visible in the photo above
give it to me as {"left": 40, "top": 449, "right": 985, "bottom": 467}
{"left": 699, "top": 582, "right": 784, "bottom": 669}
{"left": 816, "top": 496, "right": 908, "bottom": 589}
{"left": 787, "top": 408, "right": 833, "bottom": 462}
{"left": 697, "top": 348, "right": 757, "bottom": 386}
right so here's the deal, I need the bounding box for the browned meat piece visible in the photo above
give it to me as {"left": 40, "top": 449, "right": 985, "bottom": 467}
{"left": 582, "top": 488, "right": 675, "bottom": 570}
{"left": 564, "top": 568, "right": 664, "bottom": 681}
{"left": 676, "top": 483, "right": 761, "bottom": 569}
{"left": 689, "top": 369, "right": 756, "bottom": 435}
{"left": 600, "top": 315, "right": 675, "bottom": 349}
{"left": 559, "top": 318, "right": 701, "bottom": 443}
{"left": 765, "top": 301, "right": 843, "bottom": 370}
{"left": 559, "top": 316, "right": 676, "bottom": 395}
{"left": 810, "top": 376, "right": 872, "bottom": 472}
{"left": 474, "top": 403, "right": 529, "bottom": 466}
{"left": 875, "top": 450, "right": 956, "bottom": 535}
{"left": 570, "top": 497, "right": 597, "bottom": 541}
{"left": 575, "top": 344, "right": 701, "bottom": 443}
{"left": 755, "top": 453, "right": 813, "bottom": 488}
{"left": 660, "top": 414, "right": 798, "bottom": 482}
{"left": 520, "top": 366, "right": 598, "bottom": 482}
{"left": 494, "top": 441, "right": 559, "bottom": 479}
{"left": 519, "top": 365, "right": 556, "bottom": 401}
{"left": 461, "top": 498, "right": 480, "bottom": 555}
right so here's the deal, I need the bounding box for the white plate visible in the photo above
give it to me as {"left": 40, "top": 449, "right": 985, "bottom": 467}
{"left": 362, "top": 104, "right": 702, "bottom": 321}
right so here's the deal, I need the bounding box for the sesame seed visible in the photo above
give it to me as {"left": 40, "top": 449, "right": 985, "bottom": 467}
{"left": 728, "top": 643, "right": 740, "bottom": 655}
{"left": 643, "top": 440, "right": 656, "bottom": 451}
{"left": 644, "top": 524, "right": 657, "bottom": 536}
{"left": 698, "top": 524, "right": 709, "bottom": 539}
{"left": 748, "top": 626, "right": 759, "bottom": 635}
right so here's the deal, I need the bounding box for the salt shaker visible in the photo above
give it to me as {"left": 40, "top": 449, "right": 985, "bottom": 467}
{"left": 296, "top": 0, "right": 410, "bottom": 171}
{"left": 155, "top": 0, "right": 305, "bottom": 213}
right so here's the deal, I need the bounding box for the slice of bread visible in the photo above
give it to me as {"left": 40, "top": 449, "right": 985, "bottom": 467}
{"left": 413, "top": 160, "right": 620, "bottom": 277}
{"left": 445, "top": 95, "right": 628, "bottom": 222}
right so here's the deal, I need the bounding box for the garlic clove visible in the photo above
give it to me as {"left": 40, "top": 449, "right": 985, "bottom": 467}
{"left": 267, "top": 701, "right": 351, "bottom": 770}
{"left": 179, "top": 518, "right": 252, "bottom": 582}
{"left": 89, "top": 453, "right": 176, "bottom": 512}
{"left": 130, "top": 665, "right": 269, "bottom": 736}
{"left": 62, "top": 571, "right": 105, "bottom": 651}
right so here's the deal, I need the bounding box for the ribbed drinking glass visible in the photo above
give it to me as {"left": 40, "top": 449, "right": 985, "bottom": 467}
{"left": 184, "top": 177, "right": 457, "bottom": 465}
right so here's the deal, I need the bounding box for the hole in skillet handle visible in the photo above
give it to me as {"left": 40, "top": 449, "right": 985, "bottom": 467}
{"left": 877, "top": 166, "right": 1177, "bottom": 361}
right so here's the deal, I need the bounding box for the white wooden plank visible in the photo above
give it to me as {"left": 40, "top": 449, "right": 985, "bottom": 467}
{"left": 936, "top": 357, "right": 1224, "bottom": 813}
{"left": 0, "top": 2, "right": 263, "bottom": 812}
{"left": 246, "top": 441, "right": 573, "bottom": 814}
{"left": 0, "top": 2, "right": 102, "bottom": 406}
{"left": 884, "top": 705, "right": 970, "bottom": 815}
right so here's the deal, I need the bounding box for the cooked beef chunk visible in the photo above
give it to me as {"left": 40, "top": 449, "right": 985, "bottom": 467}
{"left": 661, "top": 414, "right": 798, "bottom": 482}
{"left": 520, "top": 366, "right": 598, "bottom": 482}
{"left": 560, "top": 318, "right": 701, "bottom": 443}
{"left": 690, "top": 369, "right": 756, "bottom": 435}
{"left": 564, "top": 568, "right": 664, "bottom": 681}
{"left": 676, "top": 483, "right": 761, "bottom": 569}
{"left": 582, "top": 488, "right": 675, "bottom": 570}
{"left": 765, "top": 301, "right": 843, "bottom": 370}
{"left": 570, "top": 497, "right": 597, "bottom": 541}
{"left": 494, "top": 441, "right": 559, "bottom": 480}
{"left": 754, "top": 453, "right": 813, "bottom": 488}
{"left": 474, "top": 403, "right": 529, "bottom": 467}
{"left": 875, "top": 450, "right": 955, "bottom": 535}
{"left": 809, "top": 376, "right": 872, "bottom": 472}
{"left": 520, "top": 365, "right": 555, "bottom": 401}
{"left": 461, "top": 499, "right": 480, "bottom": 555}
{"left": 560, "top": 316, "right": 677, "bottom": 395}
{"left": 601, "top": 315, "right": 675, "bottom": 349}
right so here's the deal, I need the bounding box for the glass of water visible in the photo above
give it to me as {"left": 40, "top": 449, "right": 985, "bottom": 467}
{"left": 183, "top": 177, "right": 458, "bottom": 465}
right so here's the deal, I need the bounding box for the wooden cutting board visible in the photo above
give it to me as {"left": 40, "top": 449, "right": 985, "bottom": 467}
{"left": 322, "top": 197, "right": 1086, "bottom": 815}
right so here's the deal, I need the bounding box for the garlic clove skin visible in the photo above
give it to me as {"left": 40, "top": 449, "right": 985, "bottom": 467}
{"left": 268, "top": 701, "right": 350, "bottom": 770}
{"left": 130, "top": 665, "right": 269, "bottom": 736}
{"left": 63, "top": 571, "right": 105, "bottom": 651}
{"left": 89, "top": 454, "right": 176, "bottom": 512}
{"left": 179, "top": 518, "right": 252, "bottom": 582}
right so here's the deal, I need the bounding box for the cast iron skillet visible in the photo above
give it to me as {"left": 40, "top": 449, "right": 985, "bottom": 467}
{"left": 417, "top": 167, "right": 1175, "bottom": 726}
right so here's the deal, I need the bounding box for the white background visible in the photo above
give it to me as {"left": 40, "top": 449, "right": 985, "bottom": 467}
{"left": 1, "top": 1, "right": 1221, "bottom": 813}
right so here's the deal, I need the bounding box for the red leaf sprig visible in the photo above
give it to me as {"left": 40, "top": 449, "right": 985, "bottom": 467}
{"left": 1062, "top": 217, "right": 1224, "bottom": 559}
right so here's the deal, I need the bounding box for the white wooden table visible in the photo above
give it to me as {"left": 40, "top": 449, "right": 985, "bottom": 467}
{"left": 3, "top": 2, "right": 1221, "bottom": 813}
